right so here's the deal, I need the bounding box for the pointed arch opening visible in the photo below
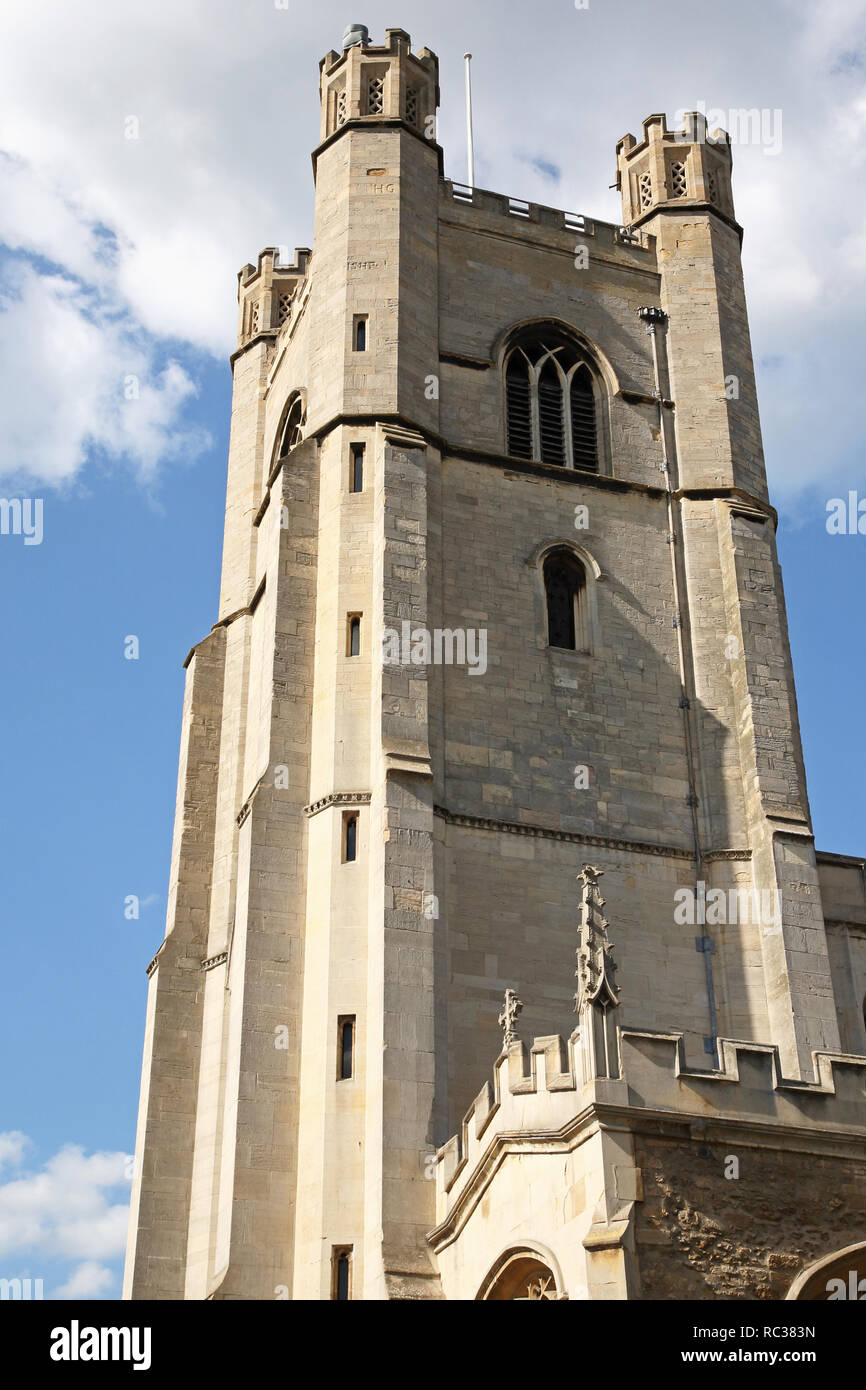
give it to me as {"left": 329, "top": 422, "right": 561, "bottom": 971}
{"left": 477, "top": 1247, "right": 563, "bottom": 1301}
{"left": 274, "top": 392, "right": 305, "bottom": 465}
{"left": 544, "top": 548, "right": 590, "bottom": 652}
{"left": 786, "top": 1242, "right": 866, "bottom": 1301}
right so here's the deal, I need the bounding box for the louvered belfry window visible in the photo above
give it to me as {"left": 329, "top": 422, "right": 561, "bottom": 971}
{"left": 506, "top": 355, "right": 533, "bottom": 458}
{"left": 505, "top": 333, "right": 599, "bottom": 471}
{"left": 538, "top": 358, "right": 566, "bottom": 466}
{"left": 570, "top": 366, "right": 597, "bottom": 471}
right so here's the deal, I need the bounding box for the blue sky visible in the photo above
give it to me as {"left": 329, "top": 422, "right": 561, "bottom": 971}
{"left": 0, "top": 0, "right": 864, "bottom": 1299}
{"left": 0, "top": 350, "right": 230, "bottom": 1298}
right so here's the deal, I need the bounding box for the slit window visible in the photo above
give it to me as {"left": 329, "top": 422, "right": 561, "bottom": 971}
{"left": 338, "top": 1015, "right": 356, "bottom": 1080}
{"left": 332, "top": 1247, "right": 353, "bottom": 1301}
{"left": 353, "top": 316, "right": 368, "bottom": 352}
{"left": 544, "top": 550, "right": 590, "bottom": 652}
{"left": 343, "top": 812, "right": 358, "bottom": 863}
{"left": 347, "top": 615, "right": 361, "bottom": 657}
{"left": 350, "top": 444, "right": 365, "bottom": 493}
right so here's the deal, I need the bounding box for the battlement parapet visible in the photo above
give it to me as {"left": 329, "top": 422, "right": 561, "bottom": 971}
{"left": 440, "top": 180, "right": 653, "bottom": 260}
{"left": 616, "top": 110, "right": 737, "bottom": 230}
{"left": 436, "top": 1028, "right": 866, "bottom": 1215}
{"left": 616, "top": 111, "right": 732, "bottom": 162}
{"left": 318, "top": 28, "right": 439, "bottom": 146}
{"left": 320, "top": 27, "right": 438, "bottom": 79}
{"left": 236, "top": 246, "right": 312, "bottom": 347}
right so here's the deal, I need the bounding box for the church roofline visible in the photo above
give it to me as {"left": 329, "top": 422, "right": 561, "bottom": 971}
{"left": 440, "top": 178, "right": 654, "bottom": 252}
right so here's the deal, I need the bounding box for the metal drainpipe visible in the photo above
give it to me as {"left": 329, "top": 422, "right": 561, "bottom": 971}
{"left": 638, "top": 306, "right": 718, "bottom": 1065}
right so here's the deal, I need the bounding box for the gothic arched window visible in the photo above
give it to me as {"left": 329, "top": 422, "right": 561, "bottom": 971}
{"left": 544, "top": 550, "right": 589, "bottom": 652}
{"left": 276, "top": 393, "right": 304, "bottom": 462}
{"left": 505, "top": 333, "right": 599, "bottom": 472}
{"left": 478, "top": 1252, "right": 560, "bottom": 1301}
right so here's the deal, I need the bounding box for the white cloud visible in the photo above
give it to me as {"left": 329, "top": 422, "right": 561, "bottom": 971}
{"left": 0, "top": 1132, "right": 30, "bottom": 1172}
{"left": 0, "top": 1137, "right": 131, "bottom": 1264}
{"left": 0, "top": 0, "right": 306, "bottom": 359}
{"left": 0, "top": 263, "right": 210, "bottom": 487}
{"left": 0, "top": 154, "right": 114, "bottom": 288}
{"left": 53, "top": 1261, "right": 116, "bottom": 1301}
{"left": 0, "top": 0, "right": 863, "bottom": 502}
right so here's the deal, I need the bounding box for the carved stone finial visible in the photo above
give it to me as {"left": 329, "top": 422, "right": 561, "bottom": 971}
{"left": 574, "top": 866, "right": 621, "bottom": 1081}
{"left": 574, "top": 865, "right": 619, "bottom": 1014}
{"left": 498, "top": 988, "right": 523, "bottom": 1047}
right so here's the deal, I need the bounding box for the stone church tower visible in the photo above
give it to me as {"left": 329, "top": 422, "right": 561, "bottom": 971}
{"left": 124, "top": 27, "right": 866, "bottom": 1301}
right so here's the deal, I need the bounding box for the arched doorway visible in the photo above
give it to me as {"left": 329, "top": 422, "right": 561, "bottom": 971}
{"left": 786, "top": 1241, "right": 866, "bottom": 1300}
{"left": 477, "top": 1248, "right": 563, "bottom": 1301}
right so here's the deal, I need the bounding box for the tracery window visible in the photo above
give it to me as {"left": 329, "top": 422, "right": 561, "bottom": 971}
{"left": 367, "top": 74, "right": 385, "bottom": 114}
{"left": 512, "top": 1268, "right": 559, "bottom": 1301}
{"left": 505, "top": 333, "right": 599, "bottom": 471}
{"left": 276, "top": 393, "right": 304, "bottom": 461}
{"left": 479, "top": 1253, "right": 560, "bottom": 1301}
{"left": 670, "top": 160, "right": 688, "bottom": 197}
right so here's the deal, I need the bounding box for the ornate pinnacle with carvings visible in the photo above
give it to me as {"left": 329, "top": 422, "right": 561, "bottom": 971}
{"left": 498, "top": 988, "right": 523, "bottom": 1047}
{"left": 574, "top": 865, "right": 620, "bottom": 1014}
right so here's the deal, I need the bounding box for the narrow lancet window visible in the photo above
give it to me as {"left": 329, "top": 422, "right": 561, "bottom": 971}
{"left": 544, "top": 550, "right": 589, "bottom": 652}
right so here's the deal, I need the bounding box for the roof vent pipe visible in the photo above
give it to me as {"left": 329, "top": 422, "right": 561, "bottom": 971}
{"left": 342, "top": 24, "right": 370, "bottom": 50}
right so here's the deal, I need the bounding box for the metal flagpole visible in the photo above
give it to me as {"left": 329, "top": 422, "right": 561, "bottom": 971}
{"left": 464, "top": 52, "right": 475, "bottom": 189}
